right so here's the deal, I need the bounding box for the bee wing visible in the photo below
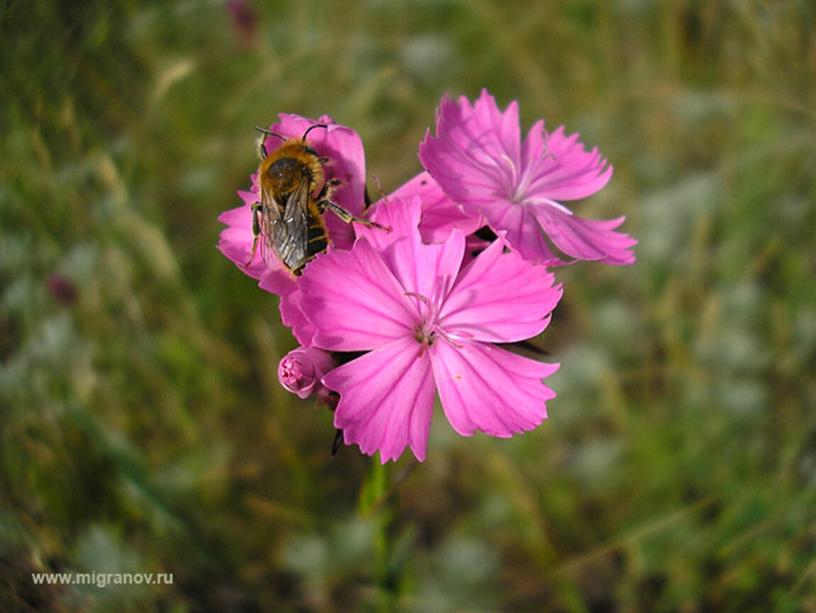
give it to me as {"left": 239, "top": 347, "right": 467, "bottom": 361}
{"left": 259, "top": 183, "right": 283, "bottom": 267}
{"left": 270, "top": 177, "right": 311, "bottom": 271}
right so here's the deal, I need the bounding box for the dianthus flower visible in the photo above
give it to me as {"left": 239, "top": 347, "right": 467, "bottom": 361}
{"left": 299, "top": 198, "right": 562, "bottom": 462}
{"left": 420, "top": 90, "right": 636, "bottom": 266}
{"left": 217, "top": 113, "right": 367, "bottom": 344}
{"left": 278, "top": 346, "right": 336, "bottom": 400}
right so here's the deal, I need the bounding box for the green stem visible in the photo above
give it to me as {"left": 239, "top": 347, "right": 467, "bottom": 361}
{"left": 359, "top": 459, "right": 394, "bottom": 611}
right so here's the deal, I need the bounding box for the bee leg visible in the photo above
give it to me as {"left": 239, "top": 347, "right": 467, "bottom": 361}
{"left": 316, "top": 177, "right": 343, "bottom": 201}
{"left": 245, "top": 203, "right": 262, "bottom": 266}
{"left": 245, "top": 236, "right": 259, "bottom": 267}
{"left": 320, "top": 199, "right": 391, "bottom": 232}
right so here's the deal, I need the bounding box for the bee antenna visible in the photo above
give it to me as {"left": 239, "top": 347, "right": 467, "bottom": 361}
{"left": 302, "top": 123, "right": 328, "bottom": 141}
{"left": 255, "top": 125, "right": 285, "bottom": 141}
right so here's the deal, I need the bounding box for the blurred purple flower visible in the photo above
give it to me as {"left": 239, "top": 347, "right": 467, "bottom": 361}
{"left": 46, "top": 274, "right": 77, "bottom": 306}
{"left": 226, "top": 0, "right": 257, "bottom": 42}
{"left": 420, "top": 90, "right": 636, "bottom": 266}
{"left": 278, "top": 346, "right": 336, "bottom": 400}
{"left": 300, "top": 197, "right": 562, "bottom": 463}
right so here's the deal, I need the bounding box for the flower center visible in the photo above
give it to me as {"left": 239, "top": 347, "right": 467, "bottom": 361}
{"left": 499, "top": 154, "right": 538, "bottom": 206}
{"left": 414, "top": 322, "right": 437, "bottom": 346}
{"left": 405, "top": 291, "right": 468, "bottom": 352}
{"left": 500, "top": 138, "right": 560, "bottom": 207}
{"left": 405, "top": 292, "right": 440, "bottom": 348}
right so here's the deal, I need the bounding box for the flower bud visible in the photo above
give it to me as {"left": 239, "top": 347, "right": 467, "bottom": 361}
{"left": 278, "top": 347, "right": 336, "bottom": 399}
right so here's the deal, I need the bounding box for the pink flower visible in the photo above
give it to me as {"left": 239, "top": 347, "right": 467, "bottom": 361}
{"left": 300, "top": 198, "right": 562, "bottom": 463}
{"left": 217, "top": 113, "right": 368, "bottom": 344}
{"left": 278, "top": 346, "right": 336, "bottom": 400}
{"left": 419, "top": 90, "right": 636, "bottom": 266}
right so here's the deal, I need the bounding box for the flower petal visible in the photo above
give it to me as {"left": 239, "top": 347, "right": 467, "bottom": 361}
{"left": 383, "top": 171, "right": 482, "bottom": 243}
{"left": 472, "top": 89, "right": 521, "bottom": 169}
{"left": 430, "top": 341, "right": 558, "bottom": 438}
{"left": 478, "top": 200, "right": 562, "bottom": 265}
{"left": 387, "top": 226, "right": 465, "bottom": 316}
{"left": 325, "top": 336, "right": 435, "bottom": 462}
{"left": 440, "top": 238, "right": 562, "bottom": 343}
{"left": 258, "top": 270, "right": 316, "bottom": 346}
{"left": 419, "top": 95, "right": 513, "bottom": 206}
{"left": 217, "top": 200, "right": 277, "bottom": 281}
{"left": 299, "top": 239, "right": 417, "bottom": 351}
{"left": 524, "top": 125, "right": 613, "bottom": 201}
{"left": 357, "top": 194, "right": 424, "bottom": 254}
{"left": 359, "top": 196, "right": 466, "bottom": 314}
{"left": 532, "top": 208, "right": 637, "bottom": 265}
{"left": 521, "top": 119, "right": 547, "bottom": 169}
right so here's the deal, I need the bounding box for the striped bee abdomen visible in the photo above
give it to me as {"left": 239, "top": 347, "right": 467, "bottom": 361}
{"left": 304, "top": 203, "right": 329, "bottom": 263}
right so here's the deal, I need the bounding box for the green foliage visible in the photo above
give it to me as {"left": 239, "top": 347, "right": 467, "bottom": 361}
{"left": 2, "top": 0, "right": 815, "bottom": 610}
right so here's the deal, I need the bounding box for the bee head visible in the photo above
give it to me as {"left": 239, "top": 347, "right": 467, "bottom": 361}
{"left": 266, "top": 157, "right": 309, "bottom": 192}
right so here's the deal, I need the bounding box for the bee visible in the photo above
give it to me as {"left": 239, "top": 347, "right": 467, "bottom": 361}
{"left": 246, "top": 124, "right": 387, "bottom": 274}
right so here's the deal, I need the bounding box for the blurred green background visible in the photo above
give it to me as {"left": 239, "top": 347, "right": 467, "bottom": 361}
{"left": 2, "top": 0, "right": 815, "bottom": 611}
